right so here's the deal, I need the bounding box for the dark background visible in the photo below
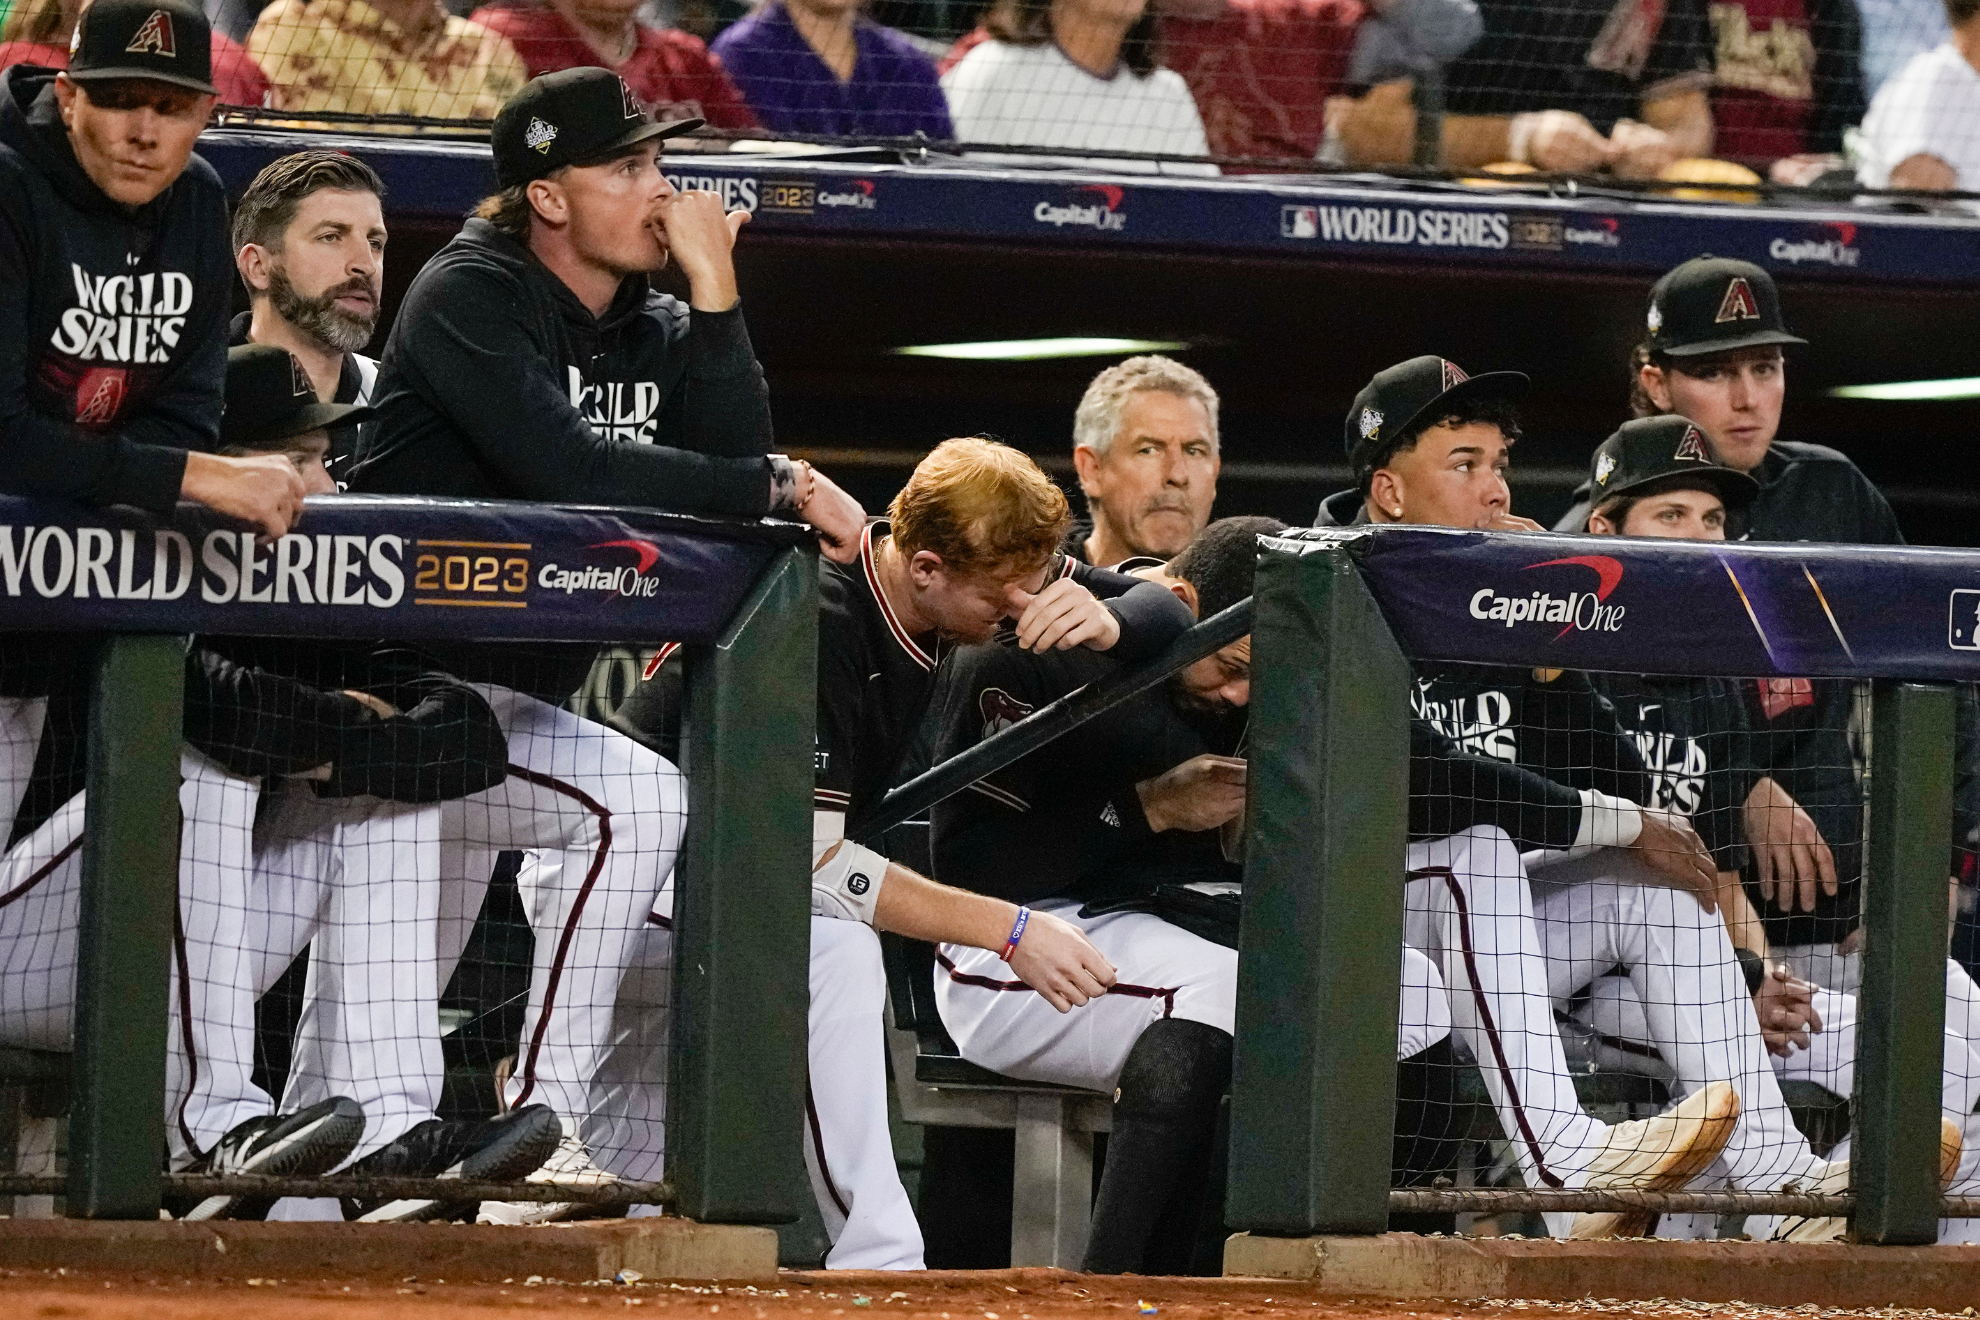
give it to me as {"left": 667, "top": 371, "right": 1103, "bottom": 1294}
{"left": 363, "top": 216, "right": 1980, "bottom": 544}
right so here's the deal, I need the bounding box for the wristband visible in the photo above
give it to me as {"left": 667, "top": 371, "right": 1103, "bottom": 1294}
{"left": 794, "top": 459, "right": 816, "bottom": 513}
{"left": 1733, "top": 947, "right": 1767, "bottom": 996}
{"left": 1507, "top": 112, "right": 1540, "bottom": 166}
{"left": 1000, "top": 906, "right": 1031, "bottom": 961}
{"left": 1572, "top": 789, "right": 1644, "bottom": 850}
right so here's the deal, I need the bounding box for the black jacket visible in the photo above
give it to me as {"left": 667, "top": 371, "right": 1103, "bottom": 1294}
{"left": 353, "top": 217, "right": 774, "bottom": 515}
{"left": 1592, "top": 672, "right": 1756, "bottom": 870}
{"left": 0, "top": 65, "right": 229, "bottom": 512}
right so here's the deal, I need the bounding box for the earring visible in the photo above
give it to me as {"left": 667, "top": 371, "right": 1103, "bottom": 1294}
{"left": 1391, "top": 506, "right": 1403, "bottom": 518}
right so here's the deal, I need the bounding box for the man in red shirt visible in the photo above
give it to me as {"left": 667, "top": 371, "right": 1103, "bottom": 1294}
{"left": 471, "top": 0, "right": 757, "bottom": 128}
{"left": 1704, "top": 0, "right": 1865, "bottom": 169}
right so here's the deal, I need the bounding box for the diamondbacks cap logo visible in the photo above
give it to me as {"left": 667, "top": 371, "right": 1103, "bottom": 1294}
{"left": 620, "top": 77, "right": 641, "bottom": 119}
{"left": 1595, "top": 451, "right": 1617, "bottom": 486}
{"left": 1647, "top": 302, "right": 1664, "bottom": 333}
{"left": 1714, "top": 276, "right": 1761, "bottom": 323}
{"left": 1358, "top": 407, "right": 1383, "bottom": 442}
{"left": 525, "top": 117, "right": 558, "bottom": 153}
{"left": 125, "top": 9, "right": 177, "bottom": 57}
{"left": 1672, "top": 424, "right": 1710, "bottom": 462}
{"left": 1441, "top": 359, "right": 1469, "bottom": 390}
{"left": 290, "top": 354, "right": 313, "bottom": 399}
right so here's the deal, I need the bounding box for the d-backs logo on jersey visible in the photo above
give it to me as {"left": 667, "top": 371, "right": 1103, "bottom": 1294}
{"left": 40, "top": 262, "right": 197, "bottom": 428}
{"left": 1628, "top": 708, "right": 1707, "bottom": 814}
{"left": 1412, "top": 679, "right": 1517, "bottom": 764}
{"left": 979, "top": 688, "right": 1033, "bottom": 738}
{"left": 567, "top": 367, "right": 662, "bottom": 443}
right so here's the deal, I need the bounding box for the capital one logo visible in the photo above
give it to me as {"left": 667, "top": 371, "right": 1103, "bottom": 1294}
{"left": 1468, "top": 555, "right": 1626, "bottom": 637}
{"left": 538, "top": 538, "right": 663, "bottom": 599}
{"left": 1770, "top": 221, "right": 1860, "bottom": 267}
{"left": 1034, "top": 185, "right": 1125, "bottom": 231}
{"left": 817, "top": 179, "right": 877, "bottom": 210}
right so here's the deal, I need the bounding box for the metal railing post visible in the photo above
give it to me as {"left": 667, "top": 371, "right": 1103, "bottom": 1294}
{"left": 68, "top": 634, "right": 184, "bottom": 1218}
{"left": 669, "top": 547, "right": 817, "bottom": 1223}
{"left": 1854, "top": 679, "right": 1956, "bottom": 1244}
{"left": 1227, "top": 544, "right": 1410, "bottom": 1237}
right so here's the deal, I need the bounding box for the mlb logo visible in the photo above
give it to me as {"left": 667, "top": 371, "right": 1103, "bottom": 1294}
{"left": 1950, "top": 590, "right": 1980, "bottom": 650}
{"left": 1281, "top": 206, "right": 1318, "bottom": 240}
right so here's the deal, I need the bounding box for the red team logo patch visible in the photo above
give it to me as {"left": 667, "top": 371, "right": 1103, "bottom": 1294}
{"left": 73, "top": 367, "right": 127, "bottom": 426}
{"left": 979, "top": 688, "right": 1033, "bottom": 738}
{"left": 1755, "top": 677, "right": 1815, "bottom": 720}
{"left": 1672, "top": 424, "right": 1710, "bottom": 462}
{"left": 1441, "top": 359, "right": 1469, "bottom": 390}
{"left": 1714, "top": 276, "right": 1761, "bottom": 323}
{"left": 125, "top": 9, "right": 177, "bottom": 56}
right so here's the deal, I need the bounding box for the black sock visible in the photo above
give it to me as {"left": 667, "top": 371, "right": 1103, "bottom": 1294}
{"left": 1081, "top": 1019, "right": 1232, "bottom": 1275}
{"left": 1389, "top": 1036, "right": 1463, "bottom": 1236}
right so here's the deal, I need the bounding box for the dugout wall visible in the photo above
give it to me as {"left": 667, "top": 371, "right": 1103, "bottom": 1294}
{"left": 1227, "top": 526, "right": 1970, "bottom": 1251}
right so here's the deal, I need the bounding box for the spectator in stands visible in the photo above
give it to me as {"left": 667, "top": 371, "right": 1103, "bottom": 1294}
{"left": 940, "top": 0, "right": 1481, "bottom": 163}
{"left": 231, "top": 150, "right": 389, "bottom": 486}
{"left": 1701, "top": 0, "right": 1865, "bottom": 179}
{"left": 249, "top": 0, "right": 527, "bottom": 122}
{"left": 1067, "top": 355, "right": 1219, "bottom": 566}
{"left": 709, "top": 0, "right": 951, "bottom": 139}
{"left": 1333, "top": 0, "right": 1714, "bottom": 176}
{"left": 1859, "top": 0, "right": 1953, "bottom": 98}
{"left": 1855, "top": 0, "right": 1980, "bottom": 197}
{"left": 0, "top": 0, "right": 304, "bottom": 538}
{"left": 941, "top": 0, "right": 1217, "bottom": 172}
{"left": 0, "top": 0, "right": 270, "bottom": 105}
{"left": 470, "top": 0, "right": 758, "bottom": 129}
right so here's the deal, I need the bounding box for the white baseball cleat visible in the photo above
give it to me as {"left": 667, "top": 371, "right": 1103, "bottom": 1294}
{"left": 1764, "top": 1116, "right": 1963, "bottom": 1244}
{"left": 476, "top": 1132, "right": 628, "bottom": 1225}
{"left": 1569, "top": 1080, "right": 1741, "bottom": 1240}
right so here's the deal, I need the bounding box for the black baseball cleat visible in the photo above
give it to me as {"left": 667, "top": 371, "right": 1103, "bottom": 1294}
{"left": 347, "top": 1103, "right": 562, "bottom": 1223}
{"left": 180, "top": 1096, "right": 367, "bottom": 1221}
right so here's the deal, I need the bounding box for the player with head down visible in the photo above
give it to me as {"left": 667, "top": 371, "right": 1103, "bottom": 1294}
{"left": 1574, "top": 416, "right": 1972, "bottom": 1242}
{"left": 1315, "top": 355, "right": 1884, "bottom": 1237}
{"left": 607, "top": 437, "right": 1193, "bottom": 1266}
{"left": 932, "top": 509, "right": 1759, "bottom": 1263}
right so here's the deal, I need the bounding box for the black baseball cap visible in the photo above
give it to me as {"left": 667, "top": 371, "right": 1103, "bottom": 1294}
{"left": 67, "top": 0, "right": 216, "bottom": 96}
{"left": 492, "top": 68, "right": 702, "bottom": 189}
{"left": 1345, "top": 355, "right": 1528, "bottom": 477}
{"left": 1587, "top": 415, "right": 1758, "bottom": 514}
{"left": 223, "top": 345, "right": 373, "bottom": 450}
{"left": 1645, "top": 256, "right": 1807, "bottom": 358}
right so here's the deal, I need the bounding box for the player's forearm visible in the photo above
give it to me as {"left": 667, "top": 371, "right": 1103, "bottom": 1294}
{"left": 871, "top": 864, "right": 1019, "bottom": 952}
{"left": 1336, "top": 80, "right": 1514, "bottom": 169}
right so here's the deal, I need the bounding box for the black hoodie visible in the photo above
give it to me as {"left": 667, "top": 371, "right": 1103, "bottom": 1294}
{"left": 352, "top": 217, "right": 775, "bottom": 515}
{"left": 0, "top": 65, "right": 230, "bottom": 512}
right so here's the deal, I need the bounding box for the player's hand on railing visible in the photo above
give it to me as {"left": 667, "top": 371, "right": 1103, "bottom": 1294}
{"left": 797, "top": 466, "right": 864, "bottom": 564}
{"left": 1136, "top": 754, "right": 1247, "bottom": 834}
{"left": 1753, "top": 962, "right": 1822, "bottom": 1057}
{"left": 658, "top": 188, "right": 749, "bottom": 311}
{"left": 1483, "top": 512, "right": 1547, "bottom": 533}
{"left": 1010, "top": 578, "right": 1121, "bottom": 654}
{"left": 181, "top": 450, "right": 310, "bottom": 541}
{"left": 1631, "top": 806, "right": 1720, "bottom": 913}
{"left": 1743, "top": 776, "right": 1838, "bottom": 914}
{"left": 1007, "top": 909, "right": 1117, "bottom": 1013}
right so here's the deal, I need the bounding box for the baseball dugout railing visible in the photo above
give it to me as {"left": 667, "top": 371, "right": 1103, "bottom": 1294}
{"left": 0, "top": 493, "right": 815, "bottom": 1225}
{"left": 1226, "top": 526, "right": 1980, "bottom": 1253}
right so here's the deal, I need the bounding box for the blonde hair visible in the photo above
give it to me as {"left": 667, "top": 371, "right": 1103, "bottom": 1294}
{"left": 889, "top": 438, "right": 1070, "bottom": 578}
{"left": 1, "top": 0, "right": 68, "bottom": 46}
{"left": 1072, "top": 355, "right": 1220, "bottom": 457}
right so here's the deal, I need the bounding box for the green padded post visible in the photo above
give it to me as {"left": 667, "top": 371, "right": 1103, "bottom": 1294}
{"left": 1853, "top": 680, "right": 1956, "bottom": 1244}
{"left": 69, "top": 634, "right": 184, "bottom": 1218}
{"left": 670, "top": 547, "right": 817, "bottom": 1223}
{"left": 1228, "top": 542, "right": 1411, "bottom": 1236}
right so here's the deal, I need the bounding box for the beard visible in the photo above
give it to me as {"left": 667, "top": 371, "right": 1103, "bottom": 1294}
{"left": 268, "top": 263, "right": 378, "bottom": 354}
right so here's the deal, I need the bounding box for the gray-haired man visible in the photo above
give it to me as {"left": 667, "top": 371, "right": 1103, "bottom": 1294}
{"left": 1067, "top": 355, "right": 1220, "bottom": 568}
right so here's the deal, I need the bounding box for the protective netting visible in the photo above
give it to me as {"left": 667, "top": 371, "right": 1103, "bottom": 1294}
{"left": 1400, "top": 661, "right": 1980, "bottom": 1241}
{"left": 0, "top": 635, "right": 682, "bottom": 1222}
{"left": 5, "top": 0, "right": 1974, "bottom": 196}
